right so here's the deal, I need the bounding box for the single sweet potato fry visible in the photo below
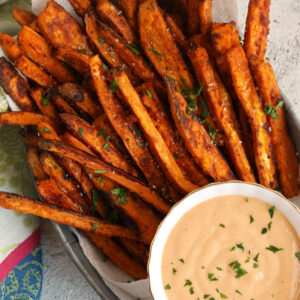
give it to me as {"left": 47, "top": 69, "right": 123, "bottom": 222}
{"left": 37, "top": 122, "right": 60, "bottom": 140}
{"left": 62, "top": 132, "right": 93, "bottom": 154}
{"left": 37, "top": 0, "right": 92, "bottom": 53}
{"left": 38, "top": 138, "right": 171, "bottom": 214}
{"left": 0, "top": 191, "right": 139, "bottom": 240}
{"left": 13, "top": 7, "right": 37, "bottom": 26}
{"left": 251, "top": 61, "right": 299, "bottom": 197}
{"left": 30, "top": 87, "right": 58, "bottom": 119}
{"left": 39, "top": 151, "right": 90, "bottom": 213}
{"left": 26, "top": 147, "right": 48, "bottom": 180}
{"left": 113, "top": 69, "right": 199, "bottom": 194}
{"left": 60, "top": 113, "right": 138, "bottom": 177}
{"left": 0, "top": 32, "right": 22, "bottom": 61}
{"left": 188, "top": 47, "right": 255, "bottom": 182}
{"left": 118, "top": 0, "right": 138, "bottom": 30}
{"left": 137, "top": 83, "right": 210, "bottom": 186}
{"left": 51, "top": 94, "right": 78, "bottom": 116}
{"left": 198, "top": 0, "right": 212, "bottom": 35}
{"left": 69, "top": 0, "right": 91, "bottom": 16}
{"left": 165, "top": 76, "right": 235, "bottom": 181}
{"left": 0, "top": 57, "right": 34, "bottom": 112}
{"left": 90, "top": 56, "right": 181, "bottom": 202}
{"left": 57, "top": 83, "right": 102, "bottom": 119}
{"left": 29, "top": 20, "right": 40, "bottom": 32}
{"left": 187, "top": 0, "right": 200, "bottom": 36}
{"left": 15, "top": 54, "right": 57, "bottom": 88}
{"left": 18, "top": 26, "right": 77, "bottom": 84}
{"left": 164, "top": 13, "right": 186, "bottom": 48}
{"left": 244, "top": 0, "right": 271, "bottom": 61}
{"left": 225, "top": 45, "right": 277, "bottom": 189}
{"left": 94, "top": 0, "right": 137, "bottom": 43}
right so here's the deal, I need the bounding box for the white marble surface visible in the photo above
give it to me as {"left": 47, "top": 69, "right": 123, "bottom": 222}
{"left": 40, "top": 1, "right": 300, "bottom": 299}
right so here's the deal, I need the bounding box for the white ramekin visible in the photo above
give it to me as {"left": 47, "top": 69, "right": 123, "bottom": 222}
{"left": 148, "top": 181, "right": 300, "bottom": 300}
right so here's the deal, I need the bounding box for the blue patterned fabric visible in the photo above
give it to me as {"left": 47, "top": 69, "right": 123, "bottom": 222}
{"left": 0, "top": 244, "right": 43, "bottom": 300}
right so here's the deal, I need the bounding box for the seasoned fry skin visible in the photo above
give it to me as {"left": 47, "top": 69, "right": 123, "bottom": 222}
{"left": 15, "top": 54, "right": 57, "bottom": 88}
{"left": 199, "top": 0, "right": 212, "bottom": 35}
{"left": 18, "top": 26, "right": 77, "bottom": 84}
{"left": 188, "top": 47, "right": 255, "bottom": 182}
{"left": 13, "top": 7, "right": 37, "bottom": 27}
{"left": 118, "top": 0, "right": 138, "bottom": 30}
{"left": 244, "top": 0, "right": 271, "bottom": 61}
{"left": 251, "top": 61, "right": 299, "bottom": 197}
{"left": 113, "top": 68, "right": 199, "bottom": 194}
{"left": 68, "top": 0, "right": 91, "bottom": 16}
{"left": 225, "top": 46, "right": 277, "bottom": 189}
{"left": 51, "top": 94, "right": 78, "bottom": 116}
{"left": 0, "top": 192, "right": 139, "bottom": 241}
{"left": 93, "top": 0, "right": 137, "bottom": 43}
{"left": 0, "top": 58, "right": 34, "bottom": 112}
{"left": 137, "top": 83, "right": 210, "bottom": 186}
{"left": 38, "top": 138, "right": 171, "bottom": 214}
{"left": 26, "top": 147, "right": 48, "bottom": 180}
{"left": 164, "top": 13, "right": 186, "bottom": 48}
{"left": 0, "top": 32, "right": 22, "bottom": 61}
{"left": 60, "top": 113, "right": 138, "bottom": 177}
{"left": 187, "top": 0, "right": 200, "bottom": 36}
{"left": 37, "top": 0, "right": 92, "bottom": 54}
{"left": 165, "top": 76, "right": 235, "bottom": 182}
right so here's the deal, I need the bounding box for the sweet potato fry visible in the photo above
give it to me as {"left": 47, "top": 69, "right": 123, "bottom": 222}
{"left": 26, "top": 147, "right": 48, "bottom": 180}
{"left": 57, "top": 83, "right": 102, "bottom": 119}
{"left": 94, "top": 0, "right": 137, "bottom": 43}
{"left": 54, "top": 48, "right": 90, "bottom": 76}
{"left": 90, "top": 173, "right": 161, "bottom": 245}
{"left": 225, "top": 46, "right": 277, "bottom": 188}
{"left": 36, "top": 178, "right": 81, "bottom": 211}
{"left": 62, "top": 132, "right": 93, "bottom": 154}
{"left": 0, "top": 32, "right": 22, "bottom": 61}
{"left": 86, "top": 232, "right": 147, "bottom": 279}
{"left": 51, "top": 94, "right": 78, "bottom": 115}
{"left": 244, "top": 0, "right": 271, "bottom": 61}
{"left": 29, "top": 20, "right": 40, "bottom": 33}
{"left": 30, "top": 87, "right": 58, "bottom": 119}
{"left": 164, "top": 13, "right": 186, "bottom": 48}
{"left": 0, "top": 191, "right": 138, "bottom": 240}
{"left": 37, "top": 122, "right": 60, "bottom": 140}
{"left": 39, "top": 151, "right": 90, "bottom": 213}
{"left": 68, "top": 0, "right": 91, "bottom": 16}
{"left": 118, "top": 0, "right": 138, "bottom": 30}
{"left": 113, "top": 68, "right": 199, "bottom": 193}
{"left": 38, "top": 138, "right": 171, "bottom": 214}
{"left": 188, "top": 47, "right": 255, "bottom": 182}
{"left": 187, "top": 0, "right": 200, "bottom": 36}
{"left": 0, "top": 58, "right": 34, "bottom": 112}
{"left": 90, "top": 55, "right": 181, "bottom": 202}
{"left": 139, "top": 0, "right": 194, "bottom": 87}
{"left": 60, "top": 114, "right": 138, "bottom": 176}
{"left": 137, "top": 83, "right": 210, "bottom": 186}
{"left": 0, "top": 112, "right": 57, "bottom": 129}
{"left": 37, "top": 0, "right": 92, "bottom": 54}
{"left": 251, "top": 61, "right": 299, "bottom": 197}
{"left": 198, "top": 0, "right": 212, "bottom": 35}
{"left": 18, "top": 26, "right": 77, "bottom": 84}
{"left": 13, "top": 7, "right": 37, "bottom": 27}
{"left": 165, "top": 76, "right": 235, "bottom": 181}
{"left": 15, "top": 54, "right": 57, "bottom": 88}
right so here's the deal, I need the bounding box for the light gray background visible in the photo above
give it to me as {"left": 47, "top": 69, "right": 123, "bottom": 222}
{"left": 34, "top": 0, "right": 300, "bottom": 299}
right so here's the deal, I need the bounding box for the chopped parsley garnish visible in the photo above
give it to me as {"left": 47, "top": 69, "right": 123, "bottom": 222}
{"left": 42, "top": 90, "right": 50, "bottom": 106}
{"left": 295, "top": 252, "right": 300, "bottom": 262}
{"left": 219, "top": 223, "right": 225, "bottom": 228}
{"left": 201, "top": 265, "right": 205, "bottom": 269}
{"left": 149, "top": 48, "right": 162, "bottom": 60}
{"left": 195, "top": 82, "right": 205, "bottom": 96}
{"left": 245, "top": 257, "right": 250, "bottom": 263}
{"left": 186, "top": 100, "right": 197, "bottom": 115}
{"left": 126, "top": 43, "right": 142, "bottom": 55}
{"left": 236, "top": 243, "right": 244, "bottom": 251}
{"left": 263, "top": 102, "right": 283, "bottom": 120}
{"left": 253, "top": 263, "right": 258, "bottom": 268}
{"left": 250, "top": 215, "right": 254, "bottom": 223}
{"left": 102, "top": 62, "right": 109, "bottom": 71}
{"left": 229, "top": 260, "right": 248, "bottom": 278}
{"left": 94, "top": 170, "right": 108, "bottom": 173}
{"left": 109, "top": 79, "right": 119, "bottom": 92}
{"left": 216, "top": 267, "right": 222, "bottom": 271}
{"left": 261, "top": 227, "right": 268, "bottom": 234}
{"left": 136, "top": 141, "right": 143, "bottom": 147}
{"left": 204, "top": 295, "right": 210, "bottom": 299}
{"left": 253, "top": 253, "right": 259, "bottom": 262}
{"left": 109, "top": 52, "right": 114, "bottom": 57}
{"left": 145, "top": 88, "right": 152, "bottom": 98}
{"left": 172, "top": 268, "right": 177, "bottom": 274}
{"left": 230, "top": 246, "right": 236, "bottom": 251}
{"left": 92, "top": 189, "right": 98, "bottom": 212}
{"left": 220, "top": 293, "right": 228, "bottom": 299}
{"left": 173, "top": 152, "right": 180, "bottom": 159}
{"left": 266, "top": 245, "right": 283, "bottom": 253}
{"left": 91, "top": 223, "right": 99, "bottom": 228}
{"left": 245, "top": 197, "right": 249, "bottom": 202}
{"left": 97, "top": 129, "right": 110, "bottom": 140}
{"left": 41, "top": 127, "right": 51, "bottom": 133}
{"left": 103, "top": 142, "right": 110, "bottom": 151}
{"left": 78, "top": 127, "right": 84, "bottom": 135}
{"left": 99, "top": 37, "right": 105, "bottom": 45}
{"left": 268, "top": 221, "right": 272, "bottom": 230}
{"left": 208, "top": 273, "right": 218, "bottom": 281}
{"left": 134, "top": 128, "right": 141, "bottom": 137}
{"left": 164, "top": 284, "right": 171, "bottom": 290}
{"left": 111, "top": 187, "right": 128, "bottom": 204}
{"left": 235, "top": 290, "right": 243, "bottom": 295}
{"left": 189, "top": 287, "right": 194, "bottom": 295}
{"left": 207, "top": 122, "right": 216, "bottom": 141}
{"left": 184, "top": 279, "right": 192, "bottom": 286}
{"left": 179, "top": 258, "right": 184, "bottom": 264}
{"left": 269, "top": 206, "right": 276, "bottom": 218}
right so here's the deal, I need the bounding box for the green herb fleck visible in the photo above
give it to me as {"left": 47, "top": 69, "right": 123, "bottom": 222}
{"left": 41, "top": 127, "right": 51, "bottom": 133}
{"left": 253, "top": 263, "right": 258, "bottom": 268}
{"left": 179, "top": 258, "right": 184, "bottom": 264}
{"left": 91, "top": 223, "right": 99, "bottom": 228}
{"left": 172, "top": 268, "right": 177, "bottom": 274}
{"left": 109, "top": 79, "right": 119, "bottom": 92}
{"left": 189, "top": 287, "right": 194, "bottom": 295}
{"left": 229, "top": 261, "right": 248, "bottom": 278}
{"left": 204, "top": 295, "right": 210, "bottom": 299}
{"left": 263, "top": 104, "right": 279, "bottom": 120}
{"left": 219, "top": 223, "right": 225, "bottom": 228}
{"left": 103, "top": 142, "right": 110, "bottom": 151}
{"left": 230, "top": 246, "right": 236, "bottom": 251}
{"left": 78, "top": 127, "right": 84, "bottom": 135}
{"left": 208, "top": 273, "right": 218, "bottom": 281}
{"left": 99, "top": 37, "right": 105, "bottom": 44}
{"left": 268, "top": 221, "right": 272, "bottom": 230}
{"left": 207, "top": 122, "right": 216, "bottom": 141}
{"left": 216, "top": 267, "right": 222, "bottom": 271}
{"left": 111, "top": 187, "right": 128, "bottom": 204}
{"left": 136, "top": 141, "right": 143, "bottom": 147}
{"left": 253, "top": 253, "right": 259, "bottom": 262}
{"left": 149, "top": 48, "right": 162, "bottom": 60}
{"left": 295, "top": 252, "right": 300, "bottom": 262}
{"left": 184, "top": 279, "right": 192, "bottom": 286}
{"left": 164, "top": 284, "right": 171, "bottom": 290}
{"left": 261, "top": 227, "right": 268, "bottom": 234}
{"left": 42, "top": 90, "right": 50, "bottom": 106}
{"left": 266, "top": 245, "right": 283, "bottom": 253}
{"left": 92, "top": 189, "right": 98, "bottom": 211}
{"left": 202, "top": 265, "right": 205, "bottom": 269}
{"left": 145, "top": 88, "right": 152, "bottom": 98}
{"left": 245, "top": 197, "right": 249, "bottom": 202}
{"left": 94, "top": 170, "right": 108, "bottom": 174}
{"left": 102, "top": 62, "right": 109, "bottom": 71}
{"left": 134, "top": 128, "right": 141, "bottom": 137}
{"left": 195, "top": 82, "right": 205, "bottom": 96}
{"left": 269, "top": 206, "right": 276, "bottom": 218}
{"left": 245, "top": 257, "right": 250, "bottom": 263}
{"left": 235, "top": 290, "right": 243, "bottom": 295}
{"left": 126, "top": 43, "right": 142, "bottom": 55}
{"left": 236, "top": 243, "right": 244, "bottom": 251}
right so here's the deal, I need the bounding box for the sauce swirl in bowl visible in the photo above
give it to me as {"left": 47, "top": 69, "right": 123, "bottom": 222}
{"left": 148, "top": 182, "right": 300, "bottom": 300}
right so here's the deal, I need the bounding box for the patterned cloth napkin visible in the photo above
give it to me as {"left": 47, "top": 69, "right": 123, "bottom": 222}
{"left": 0, "top": 2, "right": 43, "bottom": 298}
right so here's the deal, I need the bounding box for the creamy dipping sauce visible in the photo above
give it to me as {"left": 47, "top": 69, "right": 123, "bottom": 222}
{"left": 161, "top": 195, "right": 300, "bottom": 300}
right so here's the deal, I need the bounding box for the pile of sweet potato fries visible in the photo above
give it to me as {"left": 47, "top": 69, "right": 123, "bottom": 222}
{"left": 0, "top": 0, "right": 299, "bottom": 279}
